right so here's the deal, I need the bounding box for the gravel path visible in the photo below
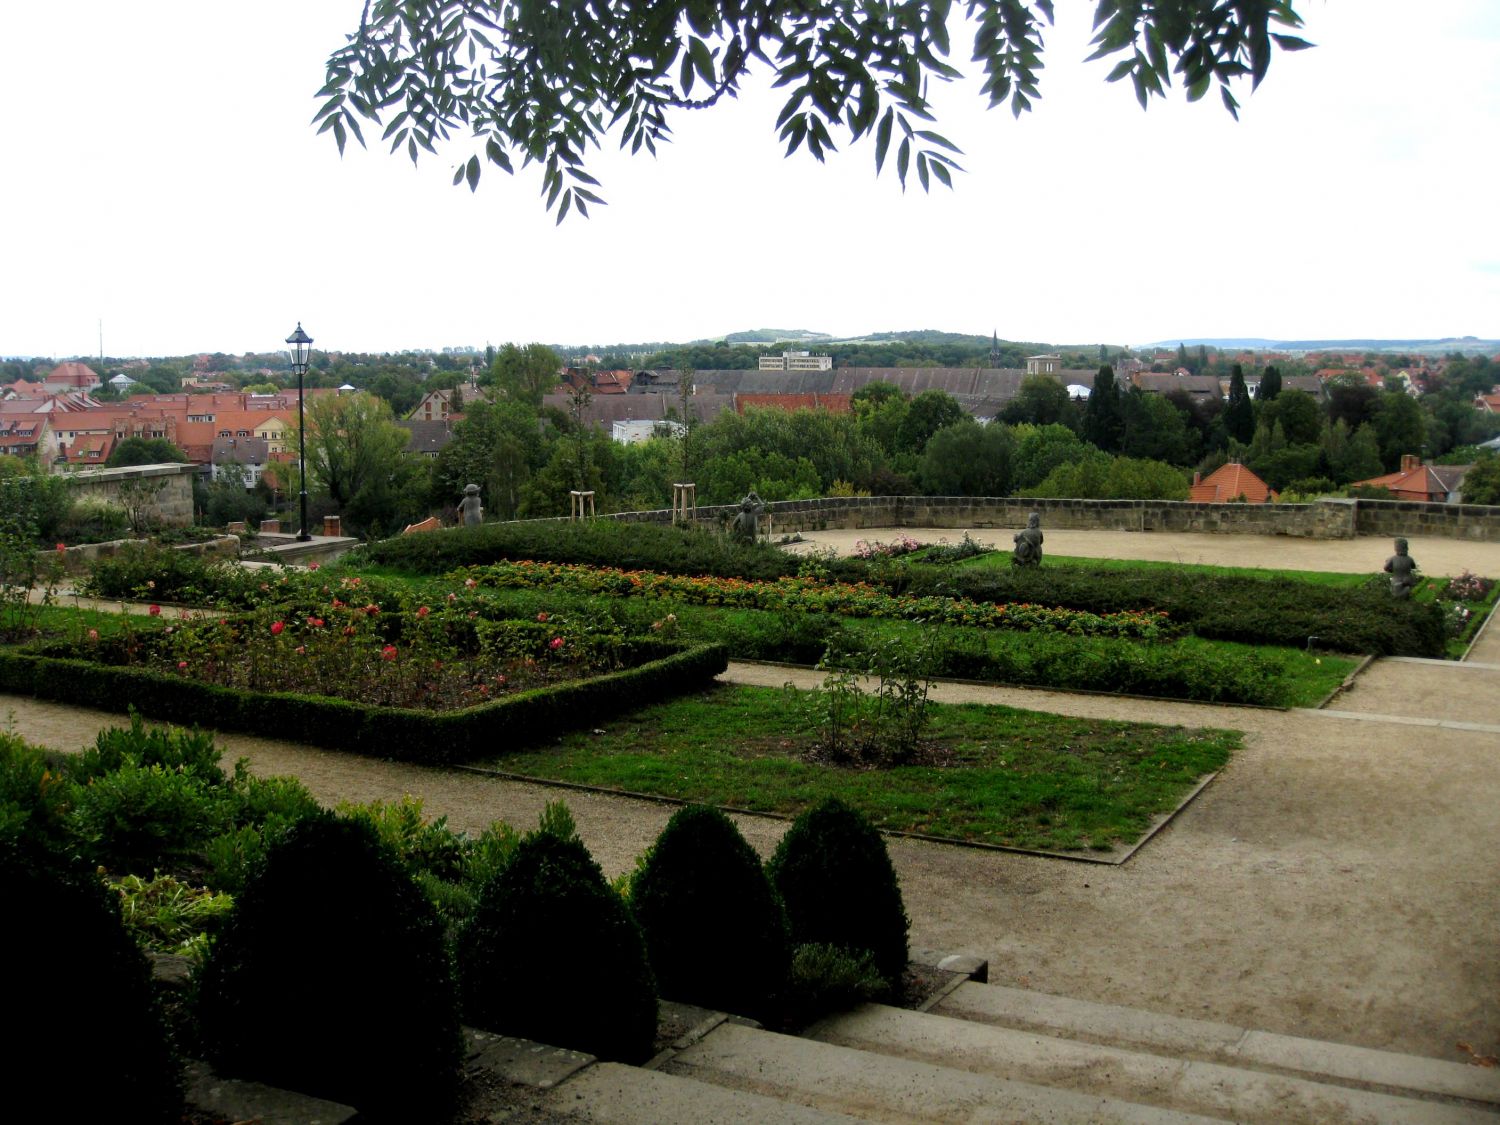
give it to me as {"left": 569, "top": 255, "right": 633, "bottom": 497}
{"left": 9, "top": 529, "right": 1499, "bottom": 1065}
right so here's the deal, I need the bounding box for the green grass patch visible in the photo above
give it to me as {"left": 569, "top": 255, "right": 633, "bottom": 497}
{"left": 480, "top": 684, "right": 1239, "bottom": 853}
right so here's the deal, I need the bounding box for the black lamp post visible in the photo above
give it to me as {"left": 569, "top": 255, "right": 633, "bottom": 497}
{"left": 285, "top": 323, "right": 313, "bottom": 541}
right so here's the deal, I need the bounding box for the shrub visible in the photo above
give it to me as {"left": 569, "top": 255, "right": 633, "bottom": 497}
{"left": 767, "top": 798, "right": 909, "bottom": 989}
{"left": 0, "top": 732, "right": 73, "bottom": 854}
{"left": 69, "top": 762, "right": 230, "bottom": 871}
{"left": 785, "top": 942, "right": 888, "bottom": 1027}
{"left": 198, "top": 815, "right": 462, "bottom": 1120}
{"left": 0, "top": 846, "right": 181, "bottom": 1123}
{"left": 83, "top": 543, "right": 242, "bottom": 604}
{"left": 70, "top": 710, "right": 226, "bottom": 784}
{"left": 630, "top": 806, "right": 790, "bottom": 1022}
{"left": 458, "top": 831, "right": 657, "bottom": 1063}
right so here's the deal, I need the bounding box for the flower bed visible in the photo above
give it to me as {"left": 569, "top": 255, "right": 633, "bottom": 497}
{"left": 0, "top": 612, "right": 727, "bottom": 762}
{"left": 464, "top": 560, "right": 1176, "bottom": 641}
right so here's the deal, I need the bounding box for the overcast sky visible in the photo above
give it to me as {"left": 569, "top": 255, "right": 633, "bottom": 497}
{"left": 3, "top": 2, "right": 1496, "bottom": 360}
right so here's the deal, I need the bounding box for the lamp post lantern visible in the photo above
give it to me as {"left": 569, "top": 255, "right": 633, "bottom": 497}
{"left": 285, "top": 323, "right": 313, "bottom": 542}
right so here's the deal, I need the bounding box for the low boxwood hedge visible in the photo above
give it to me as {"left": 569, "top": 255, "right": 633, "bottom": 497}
{"left": 0, "top": 640, "right": 728, "bottom": 763}
{"left": 349, "top": 519, "right": 822, "bottom": 581}
{"left": 903, "top": 565, "right": 1446, "bottom": 657}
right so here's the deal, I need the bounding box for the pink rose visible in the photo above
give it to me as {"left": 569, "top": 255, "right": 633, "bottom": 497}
{"left": 270, "top": 621, "right": 285, "bottom": 635}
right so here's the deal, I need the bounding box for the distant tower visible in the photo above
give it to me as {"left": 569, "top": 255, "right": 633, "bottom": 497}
{"left": 989, "top": 330, "right": 1002, "bottom": 369}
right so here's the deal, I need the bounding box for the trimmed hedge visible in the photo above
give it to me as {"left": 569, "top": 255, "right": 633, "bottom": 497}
{"left": 630, "top": 805, "right": 790, "bottom": 1023}
{"left": 351, "top": 518, "right": 824, "bottom": 581}
{"left": 198, "top": 815, "right": 462, "bottom": 1120}
{"left": 904, "top": 565, "right": 1447, "bottom": 657}
{"left": 0, "top": 846, "right": 182, "bottom": 1123}
{"left": 457, "top": 831, "right": 657, "bottom": 1063}
{"left": 767, "top": 797, "right": 910, "bottom": 990}
{"left": 0, "top": 639, "right": 728, "bottom": 764}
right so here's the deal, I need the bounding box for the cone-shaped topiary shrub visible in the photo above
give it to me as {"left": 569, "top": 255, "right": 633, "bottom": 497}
{"left": 0, "top": 843, "right": 181, "bottom": 1123}
{"left": 630, "top": 805, "right": 789, "bottom": 1023}
{"left": 767, "top": 797, "right": 910, "bottom": 989}
{"left": 197, "top": 814, "right": 462, "bottom": 1121}
{"left": 458, "top": 831, "right": 657, "bottom": 1063}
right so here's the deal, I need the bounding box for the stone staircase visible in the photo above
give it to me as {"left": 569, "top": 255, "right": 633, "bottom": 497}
{"left": 508, "top": 976, "right": 1500, "bottom": 1124}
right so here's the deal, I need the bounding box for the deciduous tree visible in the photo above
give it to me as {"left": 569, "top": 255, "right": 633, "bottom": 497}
{"left": 318, "top": 1, "right": 1309, "bottom": 219}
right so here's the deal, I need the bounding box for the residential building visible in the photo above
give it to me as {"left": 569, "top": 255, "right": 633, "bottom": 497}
{"left": 211, "top": 436, "right": 270, "bottom": 486}
{"left": 612, "top": 419, "right": 685, "bottom": 444}
{"left": 1353, "top": 455, "right": 1463, "bottom": 503}
{"left": 1189, "top": 462, "right": 1276, "bottom": 504}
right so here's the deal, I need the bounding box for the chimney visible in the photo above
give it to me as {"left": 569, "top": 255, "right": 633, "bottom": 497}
{"left": 1400, "top": 453, "right": 1419, "bottom": 472}
{"left": 1193, "top": 471, "right": 1201, "bottom": 486}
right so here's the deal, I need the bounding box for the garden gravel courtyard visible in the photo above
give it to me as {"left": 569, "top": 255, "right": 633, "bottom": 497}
{"left": 6, "top": 528, "right": 1499, "bottom": 1068}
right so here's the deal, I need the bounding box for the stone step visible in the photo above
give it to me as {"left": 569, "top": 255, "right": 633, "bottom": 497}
{"left": 547, "top": 1060, "right": 867, "bottom": 1124}
{"left": 932, "top": 981, "right": 1500, "bottom": 1110}
{"left": 665, "top": 1019, "right": 1221, "bottom": 1123}
{"left": 811, "top": 1002, "right": 1495, "bottom": 1124}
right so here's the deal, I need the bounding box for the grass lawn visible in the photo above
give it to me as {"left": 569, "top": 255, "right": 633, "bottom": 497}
{"left": 478, "top": 683, "right": 1239, "bottom": 853}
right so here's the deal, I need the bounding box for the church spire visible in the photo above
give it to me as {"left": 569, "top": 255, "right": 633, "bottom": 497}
{"left": 989, "top": 330, "right": 1001, "bottom": 369}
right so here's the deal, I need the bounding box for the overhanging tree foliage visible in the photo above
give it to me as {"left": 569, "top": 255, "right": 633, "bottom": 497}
{"left": 317, "top": 1, "right": 1309, "bottom": 220}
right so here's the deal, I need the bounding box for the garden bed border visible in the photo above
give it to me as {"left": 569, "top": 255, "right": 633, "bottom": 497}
{"left": 0, "top": 641, "right": 728, "bottom": 763}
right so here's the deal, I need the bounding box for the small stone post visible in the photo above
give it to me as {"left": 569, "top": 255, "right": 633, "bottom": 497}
{"left": 672, "top": 482, "right": 696, "bottom": 526}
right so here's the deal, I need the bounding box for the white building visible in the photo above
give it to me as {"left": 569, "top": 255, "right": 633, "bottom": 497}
{"left": 611, "top": 419, "right": 686, "bottom": 445}
{"left": 759, "top": 350, "right": 833, "bottom": 372}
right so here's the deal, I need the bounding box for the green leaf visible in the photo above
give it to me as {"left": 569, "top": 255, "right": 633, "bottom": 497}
{"left": 689, "top": 37, "right": 715, "bottom": 85}
{"left": 874, "top": 108, "right": 893, "bottom": 173}
{"left": 464, "top": 154, "right": 480, "bottom": 191}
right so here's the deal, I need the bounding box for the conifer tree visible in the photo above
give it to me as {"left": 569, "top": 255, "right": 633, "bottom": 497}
{"left": 1223, "top": 364, "right": 1255, "bottom": 445}
{"left": 1256, "top": 365, "right": 1283, "bottom": 400}
{"left": 1082, "top": 365, "right": 1124, "bottom": 453}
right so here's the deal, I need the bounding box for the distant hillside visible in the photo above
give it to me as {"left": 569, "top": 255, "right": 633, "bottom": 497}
{"left": 1144, "top": 336, "right": 1499, "bottom": 355}
{"left": 714, "top": 328, "right": 833, "bottom": 345}
{"left": 841, "top": 329, "right": 992, "bottom": 347}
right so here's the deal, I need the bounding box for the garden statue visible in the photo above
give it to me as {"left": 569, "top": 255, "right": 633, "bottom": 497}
{"left": 458, "top": 483, "right": 483, "bottom": 527}
{"left": 730, "top": 490, "right": 765, "bottom": 543}
{"left": 1012, "top": 512, "right": 1044, "bottom": 567}
{"left": 1384, "top": 537, "right": 1418, "bottom": 598}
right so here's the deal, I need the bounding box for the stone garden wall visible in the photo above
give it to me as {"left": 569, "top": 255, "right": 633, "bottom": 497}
{"left": 64, "top": 463, "right": 198, "bottom": 527}
{"left": 596, "top": 495, "right": 1500, "bottom": 542}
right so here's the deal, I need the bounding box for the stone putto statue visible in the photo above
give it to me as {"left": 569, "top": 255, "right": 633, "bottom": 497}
{"left": 1383, "top": 536, "right": 1417, "bottom": 598}
{"left": 458, "top": 483, "right": 484, "bottom": 527}
{"left": 1012, "top": 511, "right": 1044, "bottom": 567}
{"left": 730, "top": 490, "right": 765, "bottom": 543}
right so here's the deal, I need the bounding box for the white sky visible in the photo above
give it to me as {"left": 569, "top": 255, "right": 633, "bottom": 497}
{"left": 2, "top": 1, "right": 1496, "bottom": 359}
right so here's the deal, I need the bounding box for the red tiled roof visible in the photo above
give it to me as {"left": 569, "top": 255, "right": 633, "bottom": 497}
{"left": 1189, "top": 463, "right": 1275, "bottom": 504}
{"left": 47, "top": 362, "right": 101, "bottom": 387}
{"left": 1353, "top": 460, "right": 1450, "bottom": 502}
